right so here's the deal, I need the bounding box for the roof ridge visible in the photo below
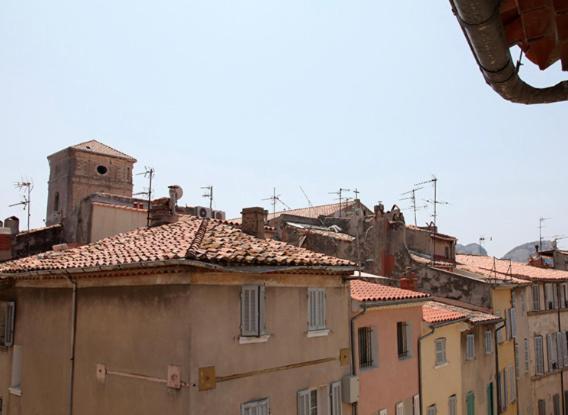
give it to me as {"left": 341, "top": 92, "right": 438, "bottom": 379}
{"left": 185, "top": 218, "right": 208, "bottom": 259}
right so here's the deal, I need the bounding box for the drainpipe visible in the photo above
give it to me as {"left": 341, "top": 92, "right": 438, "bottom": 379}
{"left": 65, "top": 272, "right": 77, "bottom": 415}
{"left": 556, "top": 283, "right": 565, "bottom": 415}
{"left": 495, "top": 321, "right": 506, "bottom": 414}
{"left": 350, "top": 303, "right": 367, "bottom": 415}
{"left": 418, "top": 326, "right": 436, "bottom": 415}
{"left": 449, "top": 0, "right": 568, "bottom": 104}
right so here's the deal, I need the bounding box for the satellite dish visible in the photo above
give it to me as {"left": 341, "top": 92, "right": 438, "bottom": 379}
{"left": 168, "top": 185, "right": 184, "bottom": 201}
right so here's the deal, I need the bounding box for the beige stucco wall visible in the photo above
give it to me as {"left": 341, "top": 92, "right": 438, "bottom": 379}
{"left": 421, "top": 321, "right": 467, "bottom": 415}
{"left": 89, "top": 204, "right": 147, "bottom": 242}
{"left": 461, "top": 324, "right": 497, "bottom": 415}
{"left": 354, "top": 303, "right": 422, "bottom": 415}
{"left": 0, "top": 270, "right": 351, "bottom": 415}
{"left": 513, "top": 286, "right": 533, "bottom": 415}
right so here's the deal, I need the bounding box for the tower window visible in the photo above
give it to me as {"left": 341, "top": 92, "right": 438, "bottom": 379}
{"left": 54, "top": 192, "right": 60, "bottom": 211}
{"left": 96, "top": 165, "right": 108, "bottom": 175}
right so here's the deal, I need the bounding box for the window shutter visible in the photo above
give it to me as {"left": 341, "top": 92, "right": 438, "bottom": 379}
{"left": 330, "top": 382, "right": 342, "bottom": 415}
{"left": 509, "top": 366, "right": 516, "bottom": 403}
{"left": 241, "top": 286, "right": 259, "bottom": 336}
{"left": 298, "top": 390, "right": 309, "bottom": 415}
{"left": 535, "top": 336, "right": 544, "bottom": 375}
{"left": 563, "top": 333, "right": 568, "bottom": 367}
{"left": 505, "top": 309, "right": 511, "bottom": 339}
{"left": 308, "top": 289, "right": 316, "bottom": 330}
{"left": 557, "top": 332, "right": 564, "bottom": 369}
{"left": 396, "top": 402, "right": 404, "bottom": 415}
{"left": 510, "top": 308, "right": 516, "bottom": 338}
{"left": 308, "top": 289, "right": 326, "bottom": 331}
{"left": 319, "top": 289, "right": 326, "bottom": 329}
{"left": 466, "top": 334, "right": 475, "bottom": 360}
{"left": 413, "top": 395, "right": 420, "bottom": 415}
{"left": 3, "top": 302, "right": 15, "bottom": 347}
{"left": 405, "top": 323, "right": 412, "bottom": 357}
{"left": 259, "top": 285, "right": 266, "bottom": 335}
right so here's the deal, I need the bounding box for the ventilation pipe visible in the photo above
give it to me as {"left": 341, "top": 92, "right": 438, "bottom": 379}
{"left": 450, "top": 0, "right": 568, "bottom": 104}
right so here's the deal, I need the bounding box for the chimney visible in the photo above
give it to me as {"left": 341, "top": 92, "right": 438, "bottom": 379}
{"left": 4, "top": 216, "right": 20, "bottom": 234}
{"left": 400, "top": 277, "right": 417, "bottom": 291}
{"left": 149, "top": 198, "right": 178, "bottom": 227}
{"left": 241, "top": 207, "right": 267, "bottom": 239}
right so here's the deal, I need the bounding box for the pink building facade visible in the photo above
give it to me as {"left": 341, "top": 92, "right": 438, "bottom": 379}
{"left": 351, "top": 280, "right": 429, "bottom": 415}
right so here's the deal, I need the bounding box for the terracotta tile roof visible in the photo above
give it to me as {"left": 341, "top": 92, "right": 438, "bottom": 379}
{"left": 457, "top": 254, "right": 568, "bottom": 282}
{"left": 231, "top": 201, "right": 363, "bottom": 223}
{"left": 69, "top": 140, "right": 136, "bottom": 162}
{"left": 350, "top": 279, "right": 429, "bottom": 302}
{"left": 0, "top": 216, "right": 354, "bottom": 276}
{"left": 92, "top": 202, "right": 146, "bottom": 213}
{"left": 406, "top": 225, "right": 457, "bottom": 241}
{"left": 422, "top": 301, "right": 500, "bottom": 325}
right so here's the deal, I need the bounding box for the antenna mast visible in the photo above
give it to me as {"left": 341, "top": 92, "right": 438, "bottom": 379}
{"left": 539, "top": 217, "right": 551, "bottom": 251}
{"left": 401, "top": 186, "right": 424, "bottom": 226}
{"left": 415, "top": 175, "right": 448, "bottom": 226}
{"left": 134, "top": 167, "right": 155, "bottom": 227}
{"left": 263, "top": 188, "right": 291, "bottom": 219}
{"left": 329, "top": 188, "right": 352, "bottom": 217}
{"left": 9, "top": 180, "right": 33, "bottom": 233}
{"left": 201, "top": 186, "right": 214, "bottom": 209}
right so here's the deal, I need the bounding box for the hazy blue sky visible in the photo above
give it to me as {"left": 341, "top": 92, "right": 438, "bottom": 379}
{"left": 1, "top": 0, "right": 566, "bottom": 257}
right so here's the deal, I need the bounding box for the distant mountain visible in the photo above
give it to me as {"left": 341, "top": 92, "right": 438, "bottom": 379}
{"left": 456, "top": 243, "right": 487, "bottom": 256}
{"left": 502, "top": 240, "right": 553, "bottom": 263}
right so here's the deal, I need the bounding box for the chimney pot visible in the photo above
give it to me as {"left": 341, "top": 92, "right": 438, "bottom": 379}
{"left": 4, "top": 216, "right": 20, "bottom": 234}
{"left": 241, "top": 207, "right": 267, "bottom": 239}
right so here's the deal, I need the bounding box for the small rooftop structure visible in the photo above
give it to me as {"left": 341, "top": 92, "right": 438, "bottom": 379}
{"left": 350, "top": 279, "right": 429, "bottom": 303}
{"left": 422, "top": 300, "right": 501, "bottom": 325}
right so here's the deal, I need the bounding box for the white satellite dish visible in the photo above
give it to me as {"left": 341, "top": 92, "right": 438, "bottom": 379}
{"left": 168, "top": 185, "right": 184, "bottom": 201}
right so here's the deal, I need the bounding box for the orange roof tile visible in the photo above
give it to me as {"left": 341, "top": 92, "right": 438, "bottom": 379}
{"left": 68, "top": 140, "right": 136, "bottom": 162}
{"left": 457, "top": 254, "right": 568, "bottom": 282}
{"left": 350, "top": 280, "right": 429, "bottom": 302}
{"left": 0, "top": 216, "right": 354, "bottom": 276}
{"left": 231, "top": 201, "right": 362, "bottom": 223}
{"left": 422, "top": 301, "right": 500, "bottom": 324}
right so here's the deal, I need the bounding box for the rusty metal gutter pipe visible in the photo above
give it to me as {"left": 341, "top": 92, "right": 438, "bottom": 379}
{"left": 65, "top": 271, "right": 77, "bottom": 415}
{"left": 450, "top": 0, "right": 568, "bottom": 104}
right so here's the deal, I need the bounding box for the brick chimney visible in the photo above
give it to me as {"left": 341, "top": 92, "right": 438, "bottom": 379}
{"left": 4, "top": 216, "right": 19, "bottom": 234}
{"left": 241, "top": 207, "right": 267, "bottom": 239}
{"left": 149, "top": 198, "right": 178, "bottom": 227}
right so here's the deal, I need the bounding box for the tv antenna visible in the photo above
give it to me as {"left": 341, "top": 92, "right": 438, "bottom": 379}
{"left": 9, "top": 180, "right": 33, "bottom": 233}
{"left": 201, "top": 186, "right": 214, "bottom": 209}
{"left": 299, "top": 186, "right": 314, "bottom": 208}
{"left": 478, "top": 236, "right": 492, "bottom": 255}
{"left": 134, "top": 167, "right": 155, "bottom": 227}
{"left": 415, "top": 175, "right": 448, "bottom": 226}
{"left": 263, "top": 188, "right": 291, "bottom": 219}
{"left": 329, "top": 188, "right": 352, "bottom": 217}
{"left": 401, "top": 186, "right": 424, "bottom": 226}
{"left": 538, "top": 217, "right": 551, "bottom": 251}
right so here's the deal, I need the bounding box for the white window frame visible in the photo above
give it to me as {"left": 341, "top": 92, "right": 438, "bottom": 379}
{"left": 241, "top": 398, "right": 269, "bottom": 415}
{"left": 330, "top": 381, "right": 342, "bottom": 415}
{"left": 427, "top": 404, "right": 437, "bottom": 415}
{"left": 485, "top": 330, "right": 493, "bottom": 354}
{"left": 466, "top": 334, "right": 476, "bottom": 360}
{"left": 298, "top": 388, "right": 318, "bottom": 415}
{"left": 396, "top": 402, "right": 404, "bottom": 415}
{"left": 307, "top": 288, "right": 326, "bottom": 332}
{"left": 0, "top": 301, "right": 15, "bottom": 347}
{"left": 448, "top": 394, "right": 457, "bottom": 415}
{"left": 435, "top": 337, "right": 447, "bottom": 366}
{"left": 241, "top": 285, "right": 266, "bottom": 338}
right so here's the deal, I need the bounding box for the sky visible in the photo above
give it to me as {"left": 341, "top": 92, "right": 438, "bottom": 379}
{"left": 0, "top": 0, "right": 566, "bottom": 257}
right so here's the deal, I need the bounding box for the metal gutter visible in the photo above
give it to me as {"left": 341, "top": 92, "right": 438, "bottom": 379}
{"left": 450, "top": 0, "right": 568, "bottom": 104}
{"left": 64, "top": 271, "right": 77, "bottom": 415}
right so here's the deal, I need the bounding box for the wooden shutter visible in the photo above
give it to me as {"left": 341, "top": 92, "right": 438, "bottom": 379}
{"left": 330, "top": 382, "right": 342, "bottom": 415}
{"left": 557, "top": 331, "right": 565, "bottom": 369}
{"left": 563, "top": 332, "right": 568, "bottom": 367}
{"left": 241, "top": 286, "right": 259, "bottom": 336}
{"left": 413, "top": 395, "right": 420, "bottom": 415}
{"left": 466, "top": 334, "right": 475, "bottom": 360}
{"left": 405, "top": 323, "right": 412, "bottom": 356}
{"left": 298, "top": 390, "right": 310, "bottom": 415}
{"left": 308, "top": 289, "right": 317, "bottom": 330}
{"left": 535, "top": 336, "right": 544, "bottom": 375}
{"left": 318, "top": 289, "right": 326, "bottom": 329}
{"left": 308, "top": 289, "right": 325, "bottom": 330}
{"left": 396, "top": 402, "right": 404, "bottom": 415}
{"left": 3, "top": 302, "right": 15, "bottom": 347}
{"left": 510, "top": 308, "right": 516, "bottom": 338}
{"left": 259, "top": 286, "right": 266, "bottom": 335}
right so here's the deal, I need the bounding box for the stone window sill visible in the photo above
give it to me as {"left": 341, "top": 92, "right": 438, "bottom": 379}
{"left": 9, "top": 387, "right": 22, "bottom": 397}
{"left": 435, "top": 362, "right": 448, "bottom": 369}
{"left": 307, "top": 329, "right": 330, "bottom": 338}
{"left": 239, "top": 335, "right": 271, "bottom": 344}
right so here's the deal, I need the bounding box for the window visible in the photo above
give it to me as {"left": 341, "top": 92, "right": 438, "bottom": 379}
{"left": 241, "top": 285, "right": 265, "bottom": 337}
{"left": 444, "top": 246, "right": 450, "bottom": 259}
{"left": 427, "top": 404, "right": 437, "bottom": 415}
{"left": 379, "top": 410, "right": 387, "bottom": 415}
{"left": 9, "top": 345, "right": 21, "bottom": 395}
{"left": 241, "top": 398, "right": 269, "bottom": 415}
{"left": 535, "top": 336, "right": 545, "bottom": 375}
{"left": 307, "top": 288, "right": 326, "bottom": 331}
{"left": 396, "top": 402, "right": 404, "bottom": 415}
{"left": 466, "top": 334, "right": 475, "bottom": 360}
{"left": 487, "top": 383, "right": 494, "bottom": 415}
{"left": 524, "top": 338, "right": 529, "bottom": 373}
{"left": 448, "top": 395, "right": 457, "bottom": 415}
{"left": 435, "top": 338, "right": 447, "bottom": 366}
{"left": 538, "top": 399, "right": 546, "bottom": 415}
{"left": 330, "top": 382, "right": 342, "bottom": 415}
{"left": 413, "top": 395, "right": 420, "bottom": 415}
{"left": 466, "top": 392, "right": 475, "bottom": 415}
{"left": 0, "top": 302, "right": 15, "bottom": 347}
{"left": 298, "top": 389, "right": 318, "bottom": 415}
{"left": 397, "top": 322, "right": 411, "bottom": 359}
{"left": 358, "top": 327, "right": 375, "bottom": 369}
{"left": 508, "top": 366, "right": 516, "bottom": 403}
{"left": 498, "top": 369, "right": 508, "bottom": 411}
{"left": 554, "top": 394, "right": 561, "bottom": 415}
{"left": 485, "top": 330, "right": 493, "bottom": 354}
{"left": 54, "top": 192, "right": 60, "bottom": 211}
{"left": 547, "top": 333, "right": 559, "bottom": 370}
{"left": 545, "top": 283, "right": 557, "bottom": 310}
{"left": 96, "top": 165, "right": 108, "bottom": 175}
{"left": 532, "top": 285, "right": 541, "bottom": 311}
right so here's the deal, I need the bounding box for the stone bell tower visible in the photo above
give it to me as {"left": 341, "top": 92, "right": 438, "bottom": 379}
{"left": 46, "top": 140, "right": 136, "bottom": 226}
